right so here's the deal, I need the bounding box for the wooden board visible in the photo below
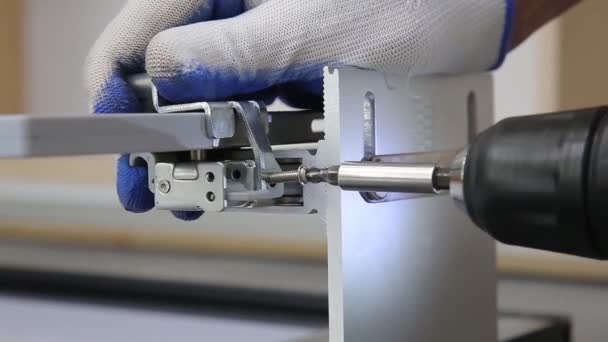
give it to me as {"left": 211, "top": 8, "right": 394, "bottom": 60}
{"left": 559, "top": 0, "right": 608, "bottom": 109}
{"left": 0, "top": 0, "right": 23, "bottom": 113}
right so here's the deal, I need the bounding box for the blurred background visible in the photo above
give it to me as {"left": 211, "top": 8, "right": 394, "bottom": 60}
{"left": 1, "top": 0, "right": 608, "bottom": 341}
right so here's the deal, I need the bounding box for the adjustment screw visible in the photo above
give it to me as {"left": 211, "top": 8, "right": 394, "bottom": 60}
{"left": 158, "top": 180, "right": 171, "bottom": 194}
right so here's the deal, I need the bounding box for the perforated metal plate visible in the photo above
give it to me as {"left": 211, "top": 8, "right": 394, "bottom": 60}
{"left": 155, "top": 162, "right": 227, "bottom": 212}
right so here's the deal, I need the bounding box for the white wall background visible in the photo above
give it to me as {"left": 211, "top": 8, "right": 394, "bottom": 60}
{"left": 494, "top": 21, "right": 562, "bottom": 119}
{"left": 24, "top": 0, "right": 125, "bottom": 114}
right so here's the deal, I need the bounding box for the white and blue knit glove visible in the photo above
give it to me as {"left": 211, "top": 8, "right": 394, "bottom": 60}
{"left": 85, "top": 0, "right": 515, "bottom": 219}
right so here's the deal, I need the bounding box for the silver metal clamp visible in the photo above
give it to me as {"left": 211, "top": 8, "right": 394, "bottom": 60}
{"left": 130, "top": 92, "right": 285, "bottom": 212}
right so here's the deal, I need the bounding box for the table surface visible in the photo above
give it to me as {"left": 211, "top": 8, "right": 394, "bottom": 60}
{"left": 0, "top": 292, "right": 566, "bottom": 342}
{"left": 0, "top": 293, "right": 324, "bottom": 342}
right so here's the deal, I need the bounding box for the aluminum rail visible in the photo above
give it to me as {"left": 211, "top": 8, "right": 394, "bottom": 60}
{"left": 0, "top": 110, "right": 324, "bottom": 159}
{"left": 0, "top": 113, "right": 214, "bottom": 158}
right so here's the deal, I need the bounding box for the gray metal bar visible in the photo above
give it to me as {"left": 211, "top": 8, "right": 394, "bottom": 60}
{"left": 0, "top": 113, "right": 213, "bottom": 158}
{"left": 0, "top": 110, "right": 324, "bottom": 159}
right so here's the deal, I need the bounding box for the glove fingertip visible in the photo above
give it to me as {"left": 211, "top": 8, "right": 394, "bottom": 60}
{"left": 152, "top": 66, "right": 243, "bottom": 103}
{"left": 117, "top": 155, "right": 155, "bottom": 213}
{"left": 172, "top": 211, "right": 204, "bottom": 221}
{"left": 278, "top": 79, "right": 324, "bottom": 110}
{"left": 94, "top": 73, "right": 142, "bottom": 114}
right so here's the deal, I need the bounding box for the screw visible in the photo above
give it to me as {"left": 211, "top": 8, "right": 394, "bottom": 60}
{"left": 158, "top": 180, "right": 171, "bottom": 194}
{"left": 263, "top": 166, "right": 340, "bottom": 186}
{"left": 264, "top": 166, "right": 309, "bottom": 185}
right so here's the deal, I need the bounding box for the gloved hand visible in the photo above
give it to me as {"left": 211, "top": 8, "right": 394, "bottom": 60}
{"left": 86, "top": 0, "right": 515, "bottom": 219}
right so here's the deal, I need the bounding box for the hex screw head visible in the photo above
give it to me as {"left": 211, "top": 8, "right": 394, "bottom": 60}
{"left": 158, "top": 180, "right": 171, "bottom": 194}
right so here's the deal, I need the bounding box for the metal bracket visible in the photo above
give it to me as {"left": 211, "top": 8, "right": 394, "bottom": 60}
{"left": 129, "top": 152, "right": 177, "bottom": 194}
{"left": 152, "top": 85, "right": 238, "bottom": 147}
{"left": 228, "top": 101, "right": 283, "bottom": 201}
{"left": 155, "top": 162, "right": 227, "bottom": 212}
{"left": 130, "top": 88, "right": 284, "bottom": 212}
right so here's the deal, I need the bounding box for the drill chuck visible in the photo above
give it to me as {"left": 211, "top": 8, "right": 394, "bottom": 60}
{"left": 462, "top": 107, "right": 608, "bottom": 259}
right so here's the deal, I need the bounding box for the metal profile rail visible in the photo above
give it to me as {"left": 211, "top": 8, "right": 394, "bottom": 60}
{"left": 0, "top": 113, "right": 215, "bottom": 158}
{"left": 0, "top": 111, "right": 324, "bottom": 159}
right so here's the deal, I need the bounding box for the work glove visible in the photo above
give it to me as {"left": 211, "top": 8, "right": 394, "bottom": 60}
{"left": 86, "top": 0, "right": 515, "bottom": 220}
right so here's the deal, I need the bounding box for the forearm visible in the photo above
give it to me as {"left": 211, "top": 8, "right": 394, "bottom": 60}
{"left": 510, "top": 0, "right": 582, "bottom": 50}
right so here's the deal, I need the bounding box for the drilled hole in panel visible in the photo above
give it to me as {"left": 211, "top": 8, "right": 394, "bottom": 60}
{"left": 206, "top": 172, "right": 215, "bottom": 183}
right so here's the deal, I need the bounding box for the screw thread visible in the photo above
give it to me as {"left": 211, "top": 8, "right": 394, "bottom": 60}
{"left": 264, "top": 169, "right": 305, "bottom": 184}
{"left": 264, "top": 166, "right": 339, "bottom": 185}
